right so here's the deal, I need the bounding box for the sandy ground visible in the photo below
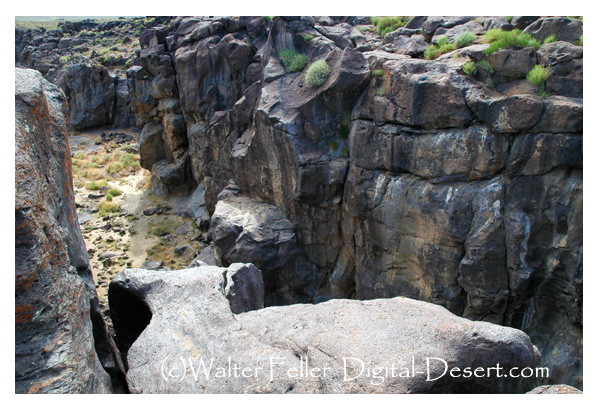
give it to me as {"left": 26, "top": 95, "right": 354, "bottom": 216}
{"left": 70, "top": 129, "right": 205, "bottom": 311}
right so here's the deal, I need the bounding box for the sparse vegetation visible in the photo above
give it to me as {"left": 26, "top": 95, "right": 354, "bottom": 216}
{"left": 302, "top": 34, "right": 315, "bottom": 41}
{"left": 108, "top": 188, "right": 123, "bottom": 197}
{"left": 373, "top": 69, "right": 384, "bottom": 77}
{"left": 98, "top": 200, "right": 118, "bottom": 217}
{"left": 526, "top": 65, "right": 549, "bottom": 92}
{"left": 305, "top": 60, "right": 331, "bottom": 87}
{"left": 341, "top": 148, "right": 349, "bottom": 158}
{"left": 329, "top": 140, "right": 339, "bottom": 151}
{"left": 483, "top": 28, "right": 541, "bottom": 55}
{"left": 371, "top": 16, "right": 411, "bottom": 37}
{"left": 543, "top": 35, "right": 557, "bottom": 44}
{"left": 462, "top": 60, "right": 477, "bottom": 76}
{"left": 454, "top": 31, "right": 476, "bottom": 48}
{"left": 375, "top": 85, "right": 387, "bottom": 96}
{"left": 278, "top": 49, "right": 309, "bottom": 73}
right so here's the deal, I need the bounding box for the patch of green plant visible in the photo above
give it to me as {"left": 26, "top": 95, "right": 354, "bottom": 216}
{"left": 439, "top": 43, "right": 456, "bottom": 54}
{"left": 476, "top": 59, "right": 495, "bottom": 73}
{"left": 485, "top": 77, "right": 494, "bottom": 88}
{"left": 107, "top": 188, "right": 122, "bottom": 196}
{"left": 340, "top": 126, "right": 349, "bottom": 139}
{"left": 341, "top": 148, "right": 349, "bottom": 158}
{"left": 371, "top": 16, "right": 410, "bottom": 37}
{"left": 483, "top": 29, "right": 541, "bottom": 55}
{"left": 373, "top": 69, "right": 384, "bottom": 77}
{"left": 278, "top": 48, "right": 309, "bottom": 73}
{"left": 576, "top": 35, "right": 583, "bottom": 46}
{"left": 106, "top": 193, "right": 113, "bottom": 201}
{"left": 59, "top": 55, "right": 70, "bottom": 63}
{"left": 462, "top": 60, "right": 477, "bottom": 76}
{"left": 543, "top": 35, "right": 557, "bottom": 44}
{"left": 436, "top": 36, "right": 450, "bottom": 46}
{"left": 526, "top": 65, "right": 549, "bottom": 89}
{"left": 375, "top": 85, "right": 387, "bottom": 96}
{"left": 506, "top": 16, "right": 513, "bottom": 23}
{"left": 539, "top": 91, "right": 547, "bottom": 99}
{"left": 424, "top": 45, "right": 441, "bottom": 60}
{"left": 454, "top": 31, "right": 476, "bottom": 48}
{"left": 302, "top": 34, "right": 315, "bottom": 41}
{"left": 579, "top": 16, "right": 583, "bottom": 24}
{"left": 73, "top": 151, "right": 86, "bottom": 160}
{"left": 342, "top": 110, "right": 351, "bottom": 126}
{"left": 329, "top": 140, "right": 339, "bottom": 151}
{"left": 98, "top": 201, "right": 118, "bottom": 217}
{"left": 86, "top": 180, "right": 108, "bottom": 190}
{"left": 264, "top": 16, "right": 273, "bottom": 22}
{"left": 305, "top": 59, "right": 331, "bottom": 87}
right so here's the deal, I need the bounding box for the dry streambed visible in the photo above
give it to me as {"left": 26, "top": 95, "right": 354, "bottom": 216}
{"left": 70, "top": 129, "right": 205, "bottom": 315}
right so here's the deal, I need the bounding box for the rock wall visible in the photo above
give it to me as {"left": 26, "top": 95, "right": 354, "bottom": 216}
{"left": 15, "top": 68, "right": 120, "bottom": 393}
{"left": 125, "top": 16, "right": 582, "bottom": 388}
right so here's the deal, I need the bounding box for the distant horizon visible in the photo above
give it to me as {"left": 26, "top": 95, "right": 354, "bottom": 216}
{"left": 15, "top": 16, "right": 143, "bottom": 22}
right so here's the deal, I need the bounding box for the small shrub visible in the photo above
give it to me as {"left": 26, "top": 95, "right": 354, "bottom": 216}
{"left": 264, "top": 16, "right": 273, "bottom": 22}
{"left": 439, "top": 43, "right": 456, "bottom": 54}
{"left": 371, "top": 16, "right": 410, "bottom": 37}
{"left": 526, "top": 65, "right": 549, "bottom": 89}
{"left": 579, "top": 16, "right": 583, "bottom": 24}
{"left": 424, "top": 45, "right": 441, "bottom": 60}
{"left": 543, "top": 35, "right": 557, "bottom": 44}
{"left": 485, "top": 77, "right": 494, "bottom": 88}
{"left": 341, "top": 148, "right": 349, "bottom": 158}
{"left": 86, "top": 180, "right": 108, "bottom": 190}
{"left": 436, "top": 36, "right": 449, "bottom": 46}
{"left": 108, "top": 188, "right": 122, "bottom": 196}
{"left": 59, "top": 55, "right": 69, "bottom": 63}
{"left": 98, "top": 201, "right": 118, "bottom": 216}
{"left": 373, "top": 69, "right": 384, "bottom": 77}
{"left": 278, "top": 49, "right": 309, "bottom": 73}
{"left": 454, "top": 31, "right": 476, "bottom": 48}
{"left": 577, "top": 35, "right": 583, "bottom": 46}
{"left": 506, "top": 16, "right": 513, "bottom": 23}
{"left": 305, "top": 60, "right": 331, "bottom": 87}
{"left": 329, "top": 140, "right": 339, "bottom": 151}
{"left": 341, "top": 110, "right": 351, "bottom": 126}
{"left": 302, "top": 34, "right": 315, "bottom": 41}
{"left": 483, "top": 29, "right": 541, "bottom": 55}
{"left": 462, "top": 60, "right": 477, "bottom": 76}
{"left": 106, "top": 193, "right": 113, "bottom": 201}
{"left": 476, "top": 59, "right": 495, "bottom": 74}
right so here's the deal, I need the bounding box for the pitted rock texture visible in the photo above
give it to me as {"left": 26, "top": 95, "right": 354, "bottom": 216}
{"left": 15, "top": 68, "right": 113, "bottom": 393}
{"left": 109, "top": 265, "right": 540, "bottom": 394}
{"left": 123, "top": 16, "right": 582, "bottom": 389}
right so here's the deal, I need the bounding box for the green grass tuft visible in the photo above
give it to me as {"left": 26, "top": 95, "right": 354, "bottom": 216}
{"left": 483, "top": 29, "right": 541, "bottom": 55}
{"left": 371, "top": 16, "right": 410, "bottom": 36}
{"left": 526, "top": 65, "right": 549, "bottom": 89}
{"left": 543, "top": 35, "right": 557, "bottom": 44}
{"left": 305, "top": 59, "right": 331, "bottom": 87}
{"left": 278, "top": 49, "right": 309, "bottom": 73}
{"left": 373, "top": 69, "right": 384, "bottom": 77}
{"left": 462, "top": 60, "right": 477, "bottom": 76}
{"left": 454, "top": 31, "right": 476, "bottom": 48}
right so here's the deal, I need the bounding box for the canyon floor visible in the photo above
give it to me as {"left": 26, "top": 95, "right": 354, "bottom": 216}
{"left": 70, "top": 129, "right": 204, "bottom": 318}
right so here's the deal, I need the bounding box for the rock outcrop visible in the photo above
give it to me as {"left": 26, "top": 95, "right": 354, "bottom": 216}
{"left": 15, "top": 68, "right": 119, "bottom": 393}
{"left": 124, "top": 16, "right": 583, "bottom": 388}
{"left": 110, "top": 265, "right": 540, "bottom": 394}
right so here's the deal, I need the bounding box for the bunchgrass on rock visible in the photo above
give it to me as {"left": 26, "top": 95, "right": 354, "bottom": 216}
{"left": 278, "top": 49, "right": 309, "bottom": 73}
{"left": 482, "top": 28, "right": 540, "bottom": 55}
{"left": 305, "top": 59, "right": 331, "bottom": 87}
{"left": 371, "top": 16, "right": 410, "bottom": 37}
{"left": 462, "top": 60, "right": 477, "bottom": 76}
{"left": 526, "top": 65, "right": 549, "bottom": 89}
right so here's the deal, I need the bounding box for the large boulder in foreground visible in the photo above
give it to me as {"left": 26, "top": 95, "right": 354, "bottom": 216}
{"left": 15, "top": 68, "right": 113, "bottom": 393}
{"left": 109, "top": 265, "right": 541, "bottom": 394}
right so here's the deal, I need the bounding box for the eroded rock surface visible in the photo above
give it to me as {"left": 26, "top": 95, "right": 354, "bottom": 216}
{"left": 110, "top": 265, "right": 540, "bottom": 394}
{"left": 15, "top": 68, "right": 116, "bottom": 393}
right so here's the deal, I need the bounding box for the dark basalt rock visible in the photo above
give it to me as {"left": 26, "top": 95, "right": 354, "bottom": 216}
{"left": 15, "top": 68, "right": 119, "bottom": 393}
